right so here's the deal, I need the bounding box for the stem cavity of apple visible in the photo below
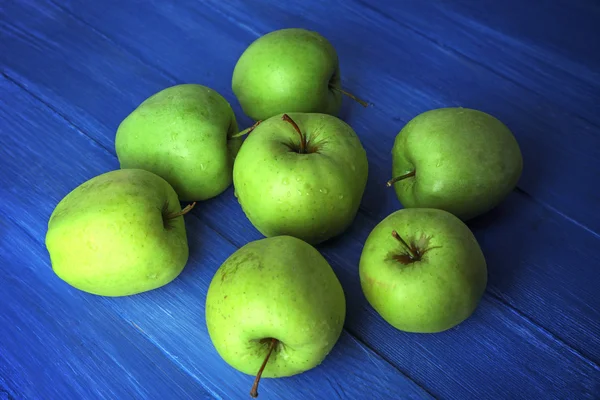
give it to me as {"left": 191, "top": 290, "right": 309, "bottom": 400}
{"left": 330, "top": 86, "right": 369, "bottom": 107}
{"left": 166, "top": 202, "right": 197, "bottom": 220}
{"left": 386, "top": 170, "right": 416, "bottom": 187}
{"left": 250, "top": 338, "right": 278, "bottom": 398}
{"left": 282, "top": 114, "right": 307, "bottom": 154}
{"left": 232, "top": 120, "right": 263, "bottom": 139}
{"left": 391, "top": 230, "right": 421, "bottom": 262}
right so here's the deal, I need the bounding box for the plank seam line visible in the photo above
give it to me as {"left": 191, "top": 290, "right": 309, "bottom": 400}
{"left": 4, "top": 34, "right": 599, "bottom": 375}
{"left": 46, "top": 0, "right": 180, "bottom": 84}
{"left": 344, "top": 330, "right": 440, "bottom": 400}
{"left": 514, "top": 187, "right": 600, "bottom": 241}
{"left": 1, "top": 73, "right": 432, "bottom": 397}
{"left": 486, "top": 291, "right": 600, "bottom": 371}
{"left": 44, "top": 0, "right": 600, "bottom": 238}
{"left": 353, "top": 0, "right": 600, "bottom": 131}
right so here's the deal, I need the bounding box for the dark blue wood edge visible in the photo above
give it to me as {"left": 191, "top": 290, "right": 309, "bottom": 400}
{"left": 353, "top": 0, "right": 600, "bottom": 130}
{"left": 0, "top": 71, "right": 437, "bottom": 399}
{"left": 0, "top": 386, "right": 16, "bottom": 400}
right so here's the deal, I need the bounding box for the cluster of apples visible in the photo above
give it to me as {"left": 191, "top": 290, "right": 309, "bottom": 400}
{"left": 45, "top": 28, "right": 523, "bottom": 397}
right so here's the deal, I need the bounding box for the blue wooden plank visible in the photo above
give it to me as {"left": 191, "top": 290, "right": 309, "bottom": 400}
{"left": 1, "top": 20, "right": 599, "bottom": 400}
{"left": 0, "top": 74, "right": 432, "bottom": 399}
{"left": 354, "top": 0, "right": 600, "bottom": 128}
{"left": 2, "top": 0, "right": 598, "bottom": 369}
{"left": 437, "top": 0, "right": 600, "bottom": 77}
{"left": 0, "top": 226, "right": 214, "bottom": 400}
{"left": 3, "top": 1, "right": 596, "bottom": 396}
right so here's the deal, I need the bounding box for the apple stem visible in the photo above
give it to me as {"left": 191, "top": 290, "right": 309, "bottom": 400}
{"left": 282, "top": 114, "right": 306, "bottom": 154}
{"left": 250, "top": 338, "right": 278, "bottom": 398}
{"left": 330, "top": 86, "right": 369, "bottom": 107}
{"left": 391, "top": 230, "right": 418, "bottom": 260}
{"left": 386, "top": 171, "right": 416, "bottom": 187}
{"left": 231, "top": 120, "right": 263, "bottom": 139}
{"left": 166, "top": 202, "right": 196, "bottom": 219}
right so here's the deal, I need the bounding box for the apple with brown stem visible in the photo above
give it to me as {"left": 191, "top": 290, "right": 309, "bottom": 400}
{"left": 359, "top": 208, "right": 488, "bottom": 333}
{"left": 205, "top": 235, "right": 346, "bottom": 397}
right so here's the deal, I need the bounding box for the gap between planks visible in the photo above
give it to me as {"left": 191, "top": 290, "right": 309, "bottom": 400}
{"left": 352, "top": 0, "right": 600, "bottom": 131}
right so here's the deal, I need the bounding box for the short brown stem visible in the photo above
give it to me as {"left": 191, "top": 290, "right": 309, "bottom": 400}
{"left": 391, "top": 230, "right": 418, "bottom": 260}
{"left": 166, "top": 202, "right": 196, "bottom": 219}
{"left": 282, "top": 114, "right": 306, "bottom": 154}
{"left": 330, "top": 86, "right": 369, "bottom": 107}
{"left": 232, "top": 120, "right": 263, "bottom": 138}
{"left": 250, "top": 338, "right": 278, "bottom": 398}
{"left": 386, "top": 170, "right": 416, "bottom": 187}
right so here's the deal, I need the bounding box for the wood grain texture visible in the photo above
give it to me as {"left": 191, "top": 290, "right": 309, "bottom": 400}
{"left": 358, "top": 0, "right": 600, "bottom": 127}
{"left": 0, "top": 228, "right": 214, "bottom": 400}
{"left": 1, "top": 0, "right": 599, "bottom": 399}
{"left": 0, "top": 76, "right": 431, "bottom": 399}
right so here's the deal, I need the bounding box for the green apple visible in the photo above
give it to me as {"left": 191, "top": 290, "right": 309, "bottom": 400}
{"left": 205, "top": 235, "right": 346, "bottom": 397}
{"left": 45, "top": 169, "right": 193, "bottom": 297}
{"left": 388, "top": 107, "right": 523, "bottom": 220}
{"left": 231, "top": 28, "right": 367, "bottom": 121}
{"left": 115, "top": 84, "right": 241, "bottom": 201}
{"left": 232, "top": 112, "right": 368, "bottom": 245}
{"left": 359, "top": 208, "right": 487, "bottom": 333}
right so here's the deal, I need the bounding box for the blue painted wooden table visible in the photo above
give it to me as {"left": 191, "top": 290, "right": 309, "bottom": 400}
{"left": 1, "top": 1, "right": 599, "bottom": 399}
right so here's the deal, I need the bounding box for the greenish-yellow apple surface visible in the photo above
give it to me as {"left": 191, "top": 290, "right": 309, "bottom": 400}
{"left": 389, "top": 107, "right": 523, "bottom": 220}
{"left": 115, "top": 84, "right": 241, "bottom": 201}
{"left": 232, "top": 28, "right": 346, "bottom": 121}
{"left": 359, "top": 208, "right": 487, "bottom": 333}
{"left": 45, "top": 169, "right": 190, "bottom": 297}
{"left": 233, "top": 112, "right": 368, "bottom": 245}
{"left": 205, "top": 235, "right": 346, "bottom": 396}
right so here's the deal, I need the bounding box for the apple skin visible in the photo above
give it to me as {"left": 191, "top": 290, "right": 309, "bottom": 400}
{"left": 390, "top": 107, "right": 523, "bottom": 220}
{"left": 45, "top": 169, "right": 189, "bottom": 297}
{"left": 232, "top": 28, "right": 343, "bottom": 121}
{"left": 115, "top": 84, "right": 241, "bottom": 202}
{"left": 359, "top": 208, "right": 487, "bottom": 333}
{"left": 232, "top": 112, "right": 368, "bottom": 245}
{"left": 205, "top": 235, "right": 346, "bottom": 378}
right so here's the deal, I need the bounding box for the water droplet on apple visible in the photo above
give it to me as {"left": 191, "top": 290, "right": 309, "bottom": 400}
{"left": 147, "top": 273, "right": 158, "bottom": 279}
{"left": 296, "top": 177, "right": 301, "bottom": 182}
{"left": 200, "top": 163, "right": 206, "bottom": 171}
{"left": 319, "top": 188, "right": 329, "bottom": 194}
{"left": 297, "top": 190, "right": 302, "bottom": 196}
{"left": 436, "top": 160, "right": 442, "bottom": 167}
{"left": 339, "top": 194, "right": 345, "bottom": 200}
{"left": 282, "top": 178, "right": 289, "bottom": 185}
